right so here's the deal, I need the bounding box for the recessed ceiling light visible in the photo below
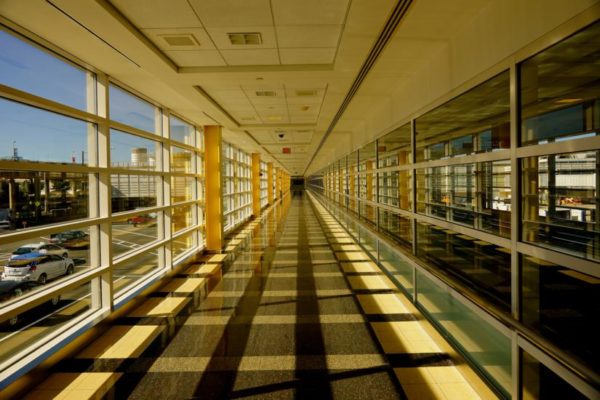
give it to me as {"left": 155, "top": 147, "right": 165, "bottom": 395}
{"left": 256, "top": 90, "right": 277, "bottom": 97}
{"left": 160, "top": 34, "right": 199, "bottom": 47}
{"left": 228, "top": 32, "right": 262, "bottom": 45}
{"left": 296, "top": 90, "right": 317, "bottom": 97}
{"left": 267, "top": 116, "right": 282, "bottom": 121}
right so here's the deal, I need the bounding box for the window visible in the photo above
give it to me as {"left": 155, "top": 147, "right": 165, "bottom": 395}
{"left": 109, "top": 84, "right": 157, "bottom": 133}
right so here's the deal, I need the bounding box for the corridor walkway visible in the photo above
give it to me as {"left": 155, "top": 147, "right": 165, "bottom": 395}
{"left": 24, "top": 193, "right": 495, "bottom": 400}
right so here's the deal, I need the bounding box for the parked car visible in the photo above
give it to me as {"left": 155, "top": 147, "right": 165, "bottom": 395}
{"left": 49, "top": 230, "right": 89, "bottom": 249}
{"left": 127, "top": 214, "right": 156, "bottom": 226}
{"left": 0, "top": 280, "right": 61, "bottom": 326}
{"left": 10, "top": 243, "right": 69, "bottom": 260}
{"left": 2, "top": 253, "right": 75, "bottom": 284}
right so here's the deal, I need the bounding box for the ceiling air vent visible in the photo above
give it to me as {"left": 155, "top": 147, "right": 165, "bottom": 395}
{"left": 296, "top": 90, "right": 317, "bottom": 97}
{"left": 160, "top": 34, "right": 199, "bottom": 47}
{"left": 228, "top": 32, "right": 262, "bottom": 45}
{"left": 256, "top": 90, "right": 277, "bottom": 97}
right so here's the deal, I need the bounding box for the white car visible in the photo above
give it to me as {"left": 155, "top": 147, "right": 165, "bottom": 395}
{"left": 3, "top": 253, "right": 75, "bottom": 284}
{"left": 10, "top": 243, "right": 69, "bottom": 260}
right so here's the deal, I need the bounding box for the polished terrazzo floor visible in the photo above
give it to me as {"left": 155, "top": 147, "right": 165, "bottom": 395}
{"left": 23, "top": 193, "right": 496, "bottom": 399}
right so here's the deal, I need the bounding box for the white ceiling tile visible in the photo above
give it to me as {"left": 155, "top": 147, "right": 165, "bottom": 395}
{"left": 220, "top": 49, "right": 280, "bottom": 65}
{"left": 112, "top": 0, "right": 203, "bottom": 28}
{"left": 277, "top": 25, "right": 342, "bottom": 48}
{"left": 165, "top": 50, "right": 225, "bottom": 67}
{"left": 142, "top": 28, "right": 215, "bottom": 50}
{"left": 206, "top": 26, "right": 277, "bottom": 50}
{"left": 272, "top": 0, "right": 350, "bottom": 25}
{"left": 279, "top": 48, "right": 335, "bottom": 64}
{"left": 188, "top": 0, "right": 273, "bottom": 27}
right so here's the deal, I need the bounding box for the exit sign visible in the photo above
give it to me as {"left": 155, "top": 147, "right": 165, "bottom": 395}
{"left": 282, "top": 147, "right": 291, "bottom": 154}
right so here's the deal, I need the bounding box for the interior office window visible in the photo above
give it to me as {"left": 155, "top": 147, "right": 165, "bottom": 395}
{"left": 520, "top": 21, "right": 600, "bottom": 146}
{"left": 521, "top": 350, "right": 589, "bottom": 400}
{"left": 522, "top": 150, "right": 599, "bottom": 260}
{"left": 169, "top": 115, "right": 195, "bottom": 146}
{"left": 0, "top": 29, "right": 91, "bottom": 111}
{"left": 0, "top": 98, "right": 93, "bottom": 165}
{"left": 110, "top": 129, "right": 160, "bottom": 171}
{"left": 109, "top": 84, "right": 158, "bottom": 134}
{"left": 521, "top": 256, "right": 598, "bottom": 369}
{"left": 415, "top": 71, "right": 510, "bottom": 162}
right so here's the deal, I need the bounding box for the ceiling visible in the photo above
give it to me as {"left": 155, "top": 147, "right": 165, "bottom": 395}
{"left": 0, "top": 0, "right": 596, "bottom": 176}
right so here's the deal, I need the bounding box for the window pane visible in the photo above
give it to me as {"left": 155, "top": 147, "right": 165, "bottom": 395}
{"left": 0, "top": 280, "right": 95, "bottom": 364}
{"left": 416, "top": 222, "right": 511, "bottom": 312}
{"left": 172, "top": 204, "right": 193, "bottom": 234}
{"left": 114, "top": 252, "right": 160, "bottom": 295}
{"left": 0, "top": 98, "right": 93, "bottom": 165}
{"left": 170, "top": 116, "right": 195, "bottom": 146}
{"left": 171, "top": 176, "right": 194, "bottom": 204}
{"left": 378, "top": 123, "right": 411, "bottom": 167}
{"left": 378, "top": 209, "right": 412, "bottom": 251}
{"left": 522, "top": 151, "right": 599, "bottom": 260}
{"left": 171, "top": 146, "right": 193, "bottom": 173}
{"left": 416, "top": 71, "right": 510, "bottom": 162}
{"left": 521, "top": 256, "right": 599, "bottom": 368}
{"left": 109, "top": 84, "right": 157, "bottom": 133}
{"left": 0, "top": 30, "right": 90, "bottom": 111}
{"left": 111, "top": 213, "right": 158, "bottom": 259}
{"left": 0, "top": 170, "right": 90, "bottom": 233}
{"left": 111, "top": 174, "right": 157, "bottom": 213}
{"left": 172, "top": 231, "right": 194, "bottom": 259}
{"left": 520, "top": 21, "right": 600, "bottom": 146}
{"left": 417, "top": 270, "right": 511, "bottom": 397}
{"left": 521, "top": 350, "right": 588, "bottom": 400}
{"left": 110, "top": 129, "right": 159, "bottom": 171}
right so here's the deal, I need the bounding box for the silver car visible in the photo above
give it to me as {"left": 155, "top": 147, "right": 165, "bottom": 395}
{"left": 3, "top": 253, "right": 75, "bottom": 284}
{"left": 10, "top": 243, "right": 69, "bottom": 260}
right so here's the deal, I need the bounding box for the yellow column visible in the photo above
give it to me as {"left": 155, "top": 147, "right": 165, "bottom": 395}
{"left": 366, "top": 160, "right": 373, "bottom": 220}
{"left": 252, "top": 153, "right": 261, "bottom": 217}
{"left": 204, "top": 125, "right": 223, "bottom": 252}
{"left": 398, "top": 151, "right": 409, "bottom": 210}
{"left": 276, "top": 168, "right": 282, "bottom": 198}
{"left": 267, "top": 162, "right": 274, "bottom": 204}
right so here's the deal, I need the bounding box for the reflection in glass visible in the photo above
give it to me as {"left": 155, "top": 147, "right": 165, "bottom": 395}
{"left": 110, "top": 129, "right": 159, "bottom": 171}
{"left": 520, "top": 21, "right": 600, "bottom": 146}
{"left": 113, "top": 252, "right": 160, "bottom": 295}
{"left": 378, "top": 209, "right": 412, "bottom": 251}
{"left": 111, "top": 213, "right": 158, "bottom": 258}
{"left": 0, "top": 29, "right": 90, "bottom": 111}
{"left": 521, "top": 257, "right": 599, "bottom": 369}
{"left": 109, "top": 84, "right": 157, "bottom": 133}
{"left": 111, "top": 174, "right": 157, "bottom": 213}
{"left": 0, "top": 170, "right": 90, "bottom": 232}
{"left": 521, "top": 350, "right": 588, "bottom": 400}
{"left": 378, "top": 124, "right": 411, "bottom": 168}
{"left": 416, "top": 222, "right": 511, "bottom": 312}
{"left": 172, "top": 204, "right": 193, "bottom": 234}
{"left": 416, "top": 71, "right": 510, "bottom": 162}
{"left": 0, "top": 99, "right": 92, "bottom": 165}
{"left": 378, "top": 240, "right": 413, "bottom": 295}
{"left": 171, "top": 176, "right": 195, "bottom": 204}
{"left": 170, "top": 116, "right": 195, "bottom": 146}
{"left": 171, "top": 146, "right": 193, "bottom": 174}
{"left": 417, "top": 271, "right": 511, "bottom": 397}
{"left": 522, "top": 151, "right": 599, "bottom": 260}
{"left": 0, "top": 280, "right": 95, "bottom": 364}
{"left": 173, "top": 231, "right": 194, "bottom": 259}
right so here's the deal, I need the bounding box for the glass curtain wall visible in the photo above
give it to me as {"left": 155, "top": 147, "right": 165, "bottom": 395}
{"left": 307, "top": 20, "right": 600, "bottom": 400}
{"left": 222, "top": 142, "right": 252, "bottom": 232}
{"left": 0, "top": 27, "right": 205, "bottom": 373}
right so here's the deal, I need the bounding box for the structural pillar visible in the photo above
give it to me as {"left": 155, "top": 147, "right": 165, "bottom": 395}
{"left": 267, "top": 162, "right": 274, "bottom": 204}
{"left": 252, "top": 153, "right": 261, "bottom": 217}
{"left": 205, "top": 125, "right": 224, "bottom": 252}
{"left": 276, "top": 168, "right": 282, "bottom": 199}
